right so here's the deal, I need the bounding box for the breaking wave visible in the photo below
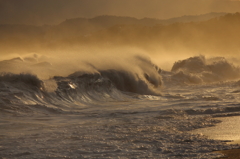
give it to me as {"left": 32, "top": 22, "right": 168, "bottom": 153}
{"left": 1, "top": 53, "right": 240, "bottom": 159}
{"left": 0, "top": 54, "right": 162, "bottom": 114}
{"left": 170, "top": 55, "right": 240, "bottom": 84}
{"left": 1, "top": 54, "right": 240, "bottom": 115}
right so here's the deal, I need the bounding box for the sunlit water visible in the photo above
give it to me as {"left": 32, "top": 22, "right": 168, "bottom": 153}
{"left": 0, "top": 55, "right": 240, "bottom": 159}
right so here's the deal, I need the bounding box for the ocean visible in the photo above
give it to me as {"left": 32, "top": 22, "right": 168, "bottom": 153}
{"left": 0, "top": 53, "right": 240, "bottom": 159}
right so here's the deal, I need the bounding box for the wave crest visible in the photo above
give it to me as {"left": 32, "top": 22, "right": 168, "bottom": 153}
{"left": 171, "top": 56, "right": 240, "bottom": 84}
{"left": 0, "top": 73, "right": 43, "bottom": 88}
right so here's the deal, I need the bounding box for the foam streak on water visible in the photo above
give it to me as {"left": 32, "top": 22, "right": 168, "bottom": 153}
{"left": 0, "top": 55, "right": 240, "bottom": 158}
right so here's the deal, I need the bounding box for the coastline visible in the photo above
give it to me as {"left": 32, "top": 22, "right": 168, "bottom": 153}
{"left": 191, "top": 116, "right": 240, "bottom": 144}
{"left": 191, "top": 116, "right": 240, "bottom": 158}
{"left": 215, "top": 148, "right": 240, "bottom": 159}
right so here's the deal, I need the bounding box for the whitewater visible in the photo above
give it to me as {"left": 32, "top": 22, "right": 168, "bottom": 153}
{"left": 1, "top": 53, "right": 240, "bottom": 159}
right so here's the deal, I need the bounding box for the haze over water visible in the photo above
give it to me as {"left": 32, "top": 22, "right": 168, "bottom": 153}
{"left": 1, "top": 1, "right": 240, "bottom": 158}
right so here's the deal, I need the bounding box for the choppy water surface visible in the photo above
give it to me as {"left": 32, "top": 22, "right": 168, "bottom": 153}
{"left": 0, "top": 55, "right": 240, "bottom": 158}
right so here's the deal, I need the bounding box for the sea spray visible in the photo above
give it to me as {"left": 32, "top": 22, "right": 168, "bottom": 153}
{"left": 171, "top": 55, "right": 240, "bottom": 84}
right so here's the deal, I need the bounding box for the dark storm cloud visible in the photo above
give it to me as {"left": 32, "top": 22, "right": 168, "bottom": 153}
{"left": 0, "top": 0, "right": 240, "bottom": 25}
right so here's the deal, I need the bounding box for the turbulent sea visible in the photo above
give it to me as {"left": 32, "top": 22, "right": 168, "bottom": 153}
{"left": 1, "top": 54, "right": 240, "bottom": 159}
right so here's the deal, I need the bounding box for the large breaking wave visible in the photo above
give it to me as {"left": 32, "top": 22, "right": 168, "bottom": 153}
{"left": 1, "top": 54, "right": 240, "bottom": 115}
{"left": 170, "top": 55, "right": 240, "bottom": 84}
{"left": 0, "top": 54, "right": 162, "bottom": 114}
{"left": 1, "top": 53, "right": 240, "bottom": 159}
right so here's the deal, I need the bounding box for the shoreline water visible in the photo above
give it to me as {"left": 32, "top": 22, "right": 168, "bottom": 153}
{"left": 1, "top": 55, "right": 240, "bottom": 158}
{"left": 191, "top": 116, "right": 240, "bottom": 158}
{"left": 215, "top": 148, "right": 240, "bottom": 159}
{"left": 191, "top": 116, "right": 240, "bottom": 145}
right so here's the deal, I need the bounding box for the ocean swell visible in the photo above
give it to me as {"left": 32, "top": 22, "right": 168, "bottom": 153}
{"left": 170, "top": 55, "right": 240, "bottom": 84}
{"left": 0, "top": 58, "right": 162, "bottom": 114}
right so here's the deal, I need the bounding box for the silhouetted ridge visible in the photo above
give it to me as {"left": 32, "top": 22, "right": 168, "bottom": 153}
{"left": 59, "top": 13, "right": 227, "bottom": 27}
{"left": 165, "top": 12, "right": 226, "bottom": 24}
{"left": 2, "top": 12, "right": 240, "bottom": 53}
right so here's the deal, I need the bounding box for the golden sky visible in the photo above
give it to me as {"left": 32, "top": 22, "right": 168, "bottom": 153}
{"left": 0, "top": 0, "right": 240, "bottom": 25}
